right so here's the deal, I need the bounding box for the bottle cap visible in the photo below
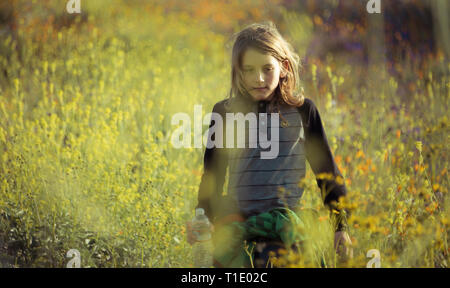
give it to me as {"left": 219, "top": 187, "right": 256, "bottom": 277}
{"left": 195, "top": 208, "right": 205, "bottom": 216}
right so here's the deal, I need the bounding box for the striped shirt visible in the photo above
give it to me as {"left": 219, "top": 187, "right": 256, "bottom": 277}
{"left": 197, "top": 96, "right": 348, "bottom": 231}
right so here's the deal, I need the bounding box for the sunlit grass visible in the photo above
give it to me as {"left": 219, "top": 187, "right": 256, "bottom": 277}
{"left": 0, "top": 0, "right": 448, "bottom": 267}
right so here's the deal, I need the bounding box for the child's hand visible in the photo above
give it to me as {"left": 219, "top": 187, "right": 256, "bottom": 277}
{"left": 185, "top": 221, "right": 196, "bottom": 245}
{"left": 334, "top": 231, "right": 353, "bottom": 261}
{"left": 185, "top": 221, "right": 215, "bottom": 246}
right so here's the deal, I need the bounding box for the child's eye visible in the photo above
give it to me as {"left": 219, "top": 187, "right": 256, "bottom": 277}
{"left": 265, "top": 67, "right": 273, "bottom": 71}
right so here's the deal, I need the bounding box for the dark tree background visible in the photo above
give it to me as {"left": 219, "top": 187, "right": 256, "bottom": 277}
{"left": 282, "top": 0, "right": 449, "bottom": 99}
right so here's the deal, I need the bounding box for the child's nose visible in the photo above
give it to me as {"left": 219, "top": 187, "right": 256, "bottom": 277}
{"left": 255, "top": 72, "right": 264, "bottom": 83}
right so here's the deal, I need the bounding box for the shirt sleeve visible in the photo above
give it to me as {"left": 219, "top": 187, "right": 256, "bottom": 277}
{"left": 196, "top": 101, "right": 229, "bottom": 223}
{"left": 300, "top": 99, "right": 349, "bottom": 232}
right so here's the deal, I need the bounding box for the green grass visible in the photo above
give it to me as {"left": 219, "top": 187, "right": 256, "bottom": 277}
{"left": 0, "top": 0, "right": 448, "bottom": 267}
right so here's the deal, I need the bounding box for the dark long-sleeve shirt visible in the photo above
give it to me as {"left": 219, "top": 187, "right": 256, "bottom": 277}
{"left": 197, "top": 97, "right": 348, "bottom": 231}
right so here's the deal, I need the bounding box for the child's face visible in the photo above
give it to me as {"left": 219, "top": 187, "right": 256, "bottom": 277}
{"left": 240, "top": 48, "right": 287, "bottom": 102}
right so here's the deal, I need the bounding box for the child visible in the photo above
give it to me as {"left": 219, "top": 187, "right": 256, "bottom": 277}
{"left": 187, "top": 22, "right": 353, "bottom": 268}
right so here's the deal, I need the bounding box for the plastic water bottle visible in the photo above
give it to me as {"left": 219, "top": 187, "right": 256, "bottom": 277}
{"left": 192, "top": 208, "right": 213, "bottom": 268}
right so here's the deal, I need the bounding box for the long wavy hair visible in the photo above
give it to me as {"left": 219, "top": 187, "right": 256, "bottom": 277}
{"left": 224, "top": 21, "right": 305, "bottom": 116}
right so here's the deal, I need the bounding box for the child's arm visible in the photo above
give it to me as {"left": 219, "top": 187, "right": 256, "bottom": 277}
{"left": 299, "top": 98, "right": 349, "bottom": 232}
{"left": 196, "top": 101, "right": 230, "bottom": 224}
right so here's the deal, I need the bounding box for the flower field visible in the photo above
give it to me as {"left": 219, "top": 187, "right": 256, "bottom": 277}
{"left": 0, "top": 0, "right": 448, "bottom": 267}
